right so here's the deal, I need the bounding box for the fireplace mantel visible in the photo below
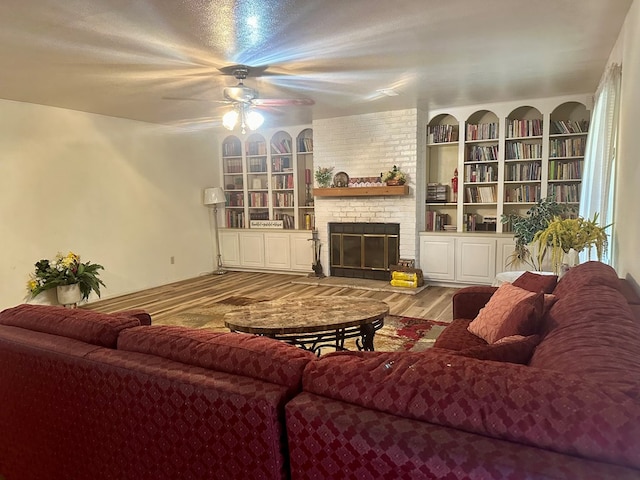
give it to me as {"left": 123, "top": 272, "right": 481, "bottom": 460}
{"left": 314, "top": 185, "right": 409, "bottom": 197}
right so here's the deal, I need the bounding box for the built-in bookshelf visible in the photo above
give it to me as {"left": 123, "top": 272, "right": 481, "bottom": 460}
{"left": 220, "top": 127, "right": 314, "bottom": 230}
{"left": 424, "top": 99, "right": 590, "bottom": 234}
{"left": 462, "top": 110, "right": 499, "bottom": 230}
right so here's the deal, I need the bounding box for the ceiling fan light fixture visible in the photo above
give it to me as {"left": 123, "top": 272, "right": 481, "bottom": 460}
{"left": 245, "top": 109, "right": 264, "bottom": 131}
{"left": 222, "top": 109, "right": 239, "bottom": 130}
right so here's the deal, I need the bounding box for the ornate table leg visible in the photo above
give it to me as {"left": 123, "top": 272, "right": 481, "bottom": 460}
{"left": 358, "top": 322, "right": 376, "bottom": 351}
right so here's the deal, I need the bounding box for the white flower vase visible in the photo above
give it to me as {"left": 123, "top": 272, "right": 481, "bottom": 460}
{"left": 560, "top": 248, "right": 580, "bottom": 277}
{"left": 57, "top": 284, "right": 82, "bottom": 307}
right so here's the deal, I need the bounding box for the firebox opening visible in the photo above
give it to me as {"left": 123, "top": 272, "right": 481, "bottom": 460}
{"left": 329, "top": 222, "right": 400, "bottom": 280}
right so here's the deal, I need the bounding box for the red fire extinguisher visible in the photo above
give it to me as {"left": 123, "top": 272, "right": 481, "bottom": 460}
{"left": 451, "top": 168, "right": 458, "bottom": 203}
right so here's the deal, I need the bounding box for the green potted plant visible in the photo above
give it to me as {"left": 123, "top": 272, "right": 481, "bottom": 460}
{"left": 381, "top": 165, "right": 407, "bottom": 186}
{"left": 314, "top": 166, "right": 334, "bottom": 188}
{"left": 500, "top": 196, "right": 574, "bottom": 270}
{"left": 533, "top": 213, "right": 610, "bottom": 274}
{"left": 28, "top": 251, "right": 105, "bottom": 304}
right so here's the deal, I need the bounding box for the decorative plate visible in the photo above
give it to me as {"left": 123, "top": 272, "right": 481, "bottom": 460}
{"left": 333, "top": 171, "right": 349, "bottom": 187}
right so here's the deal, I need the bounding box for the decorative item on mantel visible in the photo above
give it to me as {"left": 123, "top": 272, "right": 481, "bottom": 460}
{"left": 314, "top": 166, "right": 334, "bottom": 188}
{"left": 381, "top": 165, "right": 407, "bottom": 186}
{"left": 28, "top": 251, "right": 105, "bottom": 307}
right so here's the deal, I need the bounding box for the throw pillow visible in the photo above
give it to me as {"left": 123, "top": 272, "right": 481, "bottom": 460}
{"left": 467, "top": 283, "right": 544, "bottom": 343}
{"left": 512, "top": 271, "right": 558, "bottom": 294}
{"left": 456, "top": 334, "right": 541, "bottom": 364}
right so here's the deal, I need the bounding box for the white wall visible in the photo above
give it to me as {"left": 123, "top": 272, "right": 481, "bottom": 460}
{"left": 613, "top": 0, "right": 640, "bottom": 288}
{"left": 0, "top": 99, "right": 218, "bottom": 309}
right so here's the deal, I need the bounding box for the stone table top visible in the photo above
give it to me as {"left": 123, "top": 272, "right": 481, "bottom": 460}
{"left": 223, "top": 296, "right": 389, "bottom": 335}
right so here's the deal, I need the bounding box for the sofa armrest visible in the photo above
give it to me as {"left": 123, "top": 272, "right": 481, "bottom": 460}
{"left": 452, "top": 286, "right": 497, "bottom": 319}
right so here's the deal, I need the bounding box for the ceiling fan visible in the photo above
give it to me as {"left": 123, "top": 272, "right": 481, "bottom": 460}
{"left": 221, "top": 64, "right": 315, "bottom": 107}
{"left": 218, "top": 65, "right": 314, "bottom": 133}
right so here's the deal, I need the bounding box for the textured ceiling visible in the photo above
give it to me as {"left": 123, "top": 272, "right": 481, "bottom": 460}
{"left": 0, "top": 0, "right": 632, "bottom": 130}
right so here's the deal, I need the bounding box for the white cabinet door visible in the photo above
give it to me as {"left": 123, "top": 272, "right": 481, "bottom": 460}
{"left": 239, "top": 232, "right": 265, "bottom": 268}
{"left": 290, "top": 232, "right": 313, "bottom": 272}
{"left": 456, "top": 237, "right": 496, "bottom": 284}
{"left": 419, "top": 235, "right": 456, "bottom": 281}
{"left": 264, "top": 232, "right": 291, "bottom": 270}
{"left": 220, "top": 230, "right": 241, "bottom": 267}
{"left": 496, "top": 237, "right": 518, "bottom": 273}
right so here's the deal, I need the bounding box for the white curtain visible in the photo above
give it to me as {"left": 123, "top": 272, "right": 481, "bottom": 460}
{"left": 579, "top": 63, "right": 622, "bottom": 264}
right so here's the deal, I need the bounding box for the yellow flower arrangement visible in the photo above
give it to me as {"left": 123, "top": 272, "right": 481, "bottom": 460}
{"left": 533, "top": 214, "right": 609, "bottom": 274}
{"left": 28, "top": 251, "right": 105, "bottom": 301}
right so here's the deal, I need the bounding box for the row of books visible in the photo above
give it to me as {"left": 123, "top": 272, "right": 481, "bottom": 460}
{"left": 505, "top": 162, "right": 541, "bottom": 182}
{"left": 226, "top": 210, "right": 245, "bottom": 228}
{"left": 225, "top": 192, "right": 244, "bottom": 207}
{"left": 549, "top": 160, "right": 582, "bottom": 180}
{"left": 248, "top": 192, "right": 269, "bottom": 207}
{"left": 298, "top": 137, "right": 313, "bottom": 153}
{"left": 224, "top": 158, "right": 243, "bottom": 173}
{"left": 274, "top": 213, "right": 295, "bottom": 229}
{"left": 271, "top": 174, "right": 294, "bottom": 190}
{"left": 549, "top": 184, "right": 581, "bottom": 203}
{"left": 249, "top": 211, "right": 269, "bottom": 220}
{"left": 466, "top": 122, "right": 498, "bottom": 141}
{"left": 505, "top": 142, "right": 543, "bottom": 160}
{"left": 464, "top": 185, "right": 497, "bottom": 203}
{"left": 505, "top": 185, "right": 541, "bottom": 203}
{"left": 464, "top": 164, "right": 496, "bottom": 183}
{"left": 550, "top": 120, "right": 589, "bottom": 134}
{"left": 466, "top": 145, "right": 499, "bottom": 162}
{"left": 549, "top": 137, "right": 586, "bottom": 157}
{"left": 271, "top": 138, "right": 293, "bottom": 154}
{"left": 222, "top": 142, "right": 242, "bottom": 157}
{"left": 271, "top": 156, "right": 292, "bottom": 172}
{"left": 506, "top": 118, "right": 543, "bottom": 138}
{"left": 428, "top": 124, "right": 459, "bottom": 144}
{"left": 425, "top": 211, "right": 450, "bottom": 232}
{"left": 273, "top": 192, "right": 295, "bottom": 207}
{"left": 246, "top": 141, "right": 267, "bottom": 156}
{"left": 247, "top": 157, "right": 268, "bottom": 172}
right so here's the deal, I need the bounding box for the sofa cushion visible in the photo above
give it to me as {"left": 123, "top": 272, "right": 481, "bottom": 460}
{"left": 552, "top": 261, "right": 620, "bottom": 298}
{"left": 117, "top": 325, "right": 315, "bottom": 390}
{"left": 433, "top": 319, "right": 487, "bottom": 351}
{"left": 529, "top": 284, "right": 640, "bottom": 398}
{"left": 468, "top": 284, "right": 543, "bottom": 343}
{"left": 455, "top": 334, "right": 541, "bottom": 364}
{"left": 302, "top": 350, "right": 640, "bottom": 470}
{"left": 0, "top": 304, "right": 141, "bottom": 348}
{"left": 512, "top": 271, "right": 558, "bottom": 293}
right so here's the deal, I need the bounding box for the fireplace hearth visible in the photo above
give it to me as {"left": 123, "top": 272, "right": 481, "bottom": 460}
{"left": 329, "top": 222, "right": 400, "bottom": 280}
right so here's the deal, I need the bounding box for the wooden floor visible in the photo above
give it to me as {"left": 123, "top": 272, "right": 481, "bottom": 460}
{"left": 85, "top": 271, "right": 459, "bottom": 322}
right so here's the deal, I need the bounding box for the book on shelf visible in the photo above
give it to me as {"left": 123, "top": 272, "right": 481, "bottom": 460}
{"left": 466, "top": 145, "right": 498, "bottom": 162}
{"left": 428, "top": 124, "right": 459, "bottom": 144}
{"left": 506, "top": 118, "right": 542, "bottom": 138}
{"left": 298, "top": 137, "right": 313, "bottom": 152}
{"left": 271, "top": 138, "right": 292, "bottom": 154}
{"left": 550, "top": 120, "right": 589, "bottom": 134}
{"left": 225, "top": 210, "right": 245, "bottom": 228}
{"left": 466, "top": 122, "right": 498, "bottom": 141}
{"left": 464, "top": 185, "right": 497, "bottom": 203}
{"left": 549, "top": 137, "right": 586, "bottom": 157}
{"left": 246, "top": 141, "right": 267, "bottom": 156}
{"left": 425, "top": 211, "right": 449, "bottom": 232}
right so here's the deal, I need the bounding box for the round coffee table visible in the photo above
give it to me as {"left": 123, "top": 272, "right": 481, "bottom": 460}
{"left": 224, "top": 296, "right": 389, "bottom": 356}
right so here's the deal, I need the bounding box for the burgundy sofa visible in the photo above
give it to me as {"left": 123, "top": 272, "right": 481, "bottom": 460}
{"left": 286, "top": 262, "right": 640, "bottom": 479}
{"left": 2, "top": 262, "right": 640, "bottom": 480}
{"left": 0, "top": 304, "right": 315, "bottom": 480}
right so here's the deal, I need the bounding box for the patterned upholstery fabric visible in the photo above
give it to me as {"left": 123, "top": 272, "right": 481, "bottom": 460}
{"left": 529, "top": 283, "right": 640, "bottom": 397}
{"left": 552, "top": 260, "right": 620, "bottom": 297}
{"left": 118, "top": 325, "right": 315, "bottom": 390}
{"left": 286, "top": 392, "right": 640, "bottom": 480}
{"left": 512, "top": 270, "right": 558, "bottom": 293}
{"left": 455, "top": 334, "right": 540, "bottom": 364}
{"left": 0, "top": 304, "right": 141, "bottom": 348}
{"left": 301, "top": 349, "right": 640, "bottom": 470}
{"left": 467, "top": 284, "right": 543, "bottom": 343}
{"left": 432, "top": 318, "right": 486, "bottom": 350}
{"left": 0, "top": 326, "right": 295, "bottom": 480}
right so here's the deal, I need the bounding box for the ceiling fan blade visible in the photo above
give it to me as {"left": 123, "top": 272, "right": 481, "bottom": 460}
{"left": 163, "top": 96, "right": 230, "bottom": 104}
{"left": 252, "top": 98, "right": 315, "bottom": 106}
